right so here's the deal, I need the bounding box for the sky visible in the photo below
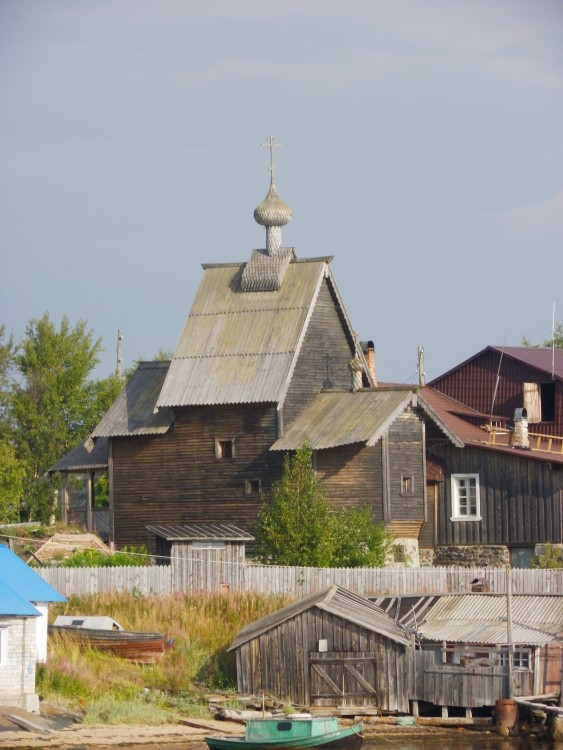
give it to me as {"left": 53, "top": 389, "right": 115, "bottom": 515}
{"left": 1, "top": 0, "right": 562, "bottom": 385}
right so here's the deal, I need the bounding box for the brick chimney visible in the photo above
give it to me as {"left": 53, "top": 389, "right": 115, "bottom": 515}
{"left": 360, "top": 340, "right": 377, "bottom": 387}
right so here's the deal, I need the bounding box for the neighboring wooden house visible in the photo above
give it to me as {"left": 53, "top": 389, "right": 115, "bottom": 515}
{"left": 430, "top": 346, "right": 563, "bottom": 438}
{"left": 419, "top": 387, "right": 563, "bottom": 566}
{"left": 52, "top": 171, "right": 454, "bottom": 557}
{"left": 229, "top": 585, "right": 412, "bottom": 712}
{"left": 0, "top": 544, "right": 66, "bottom": 664}
{"left": 376, "top": 593, "right": 563, "bottom": 713}
{"left": 0, "top": 578, "right": 41, "bottom": 712}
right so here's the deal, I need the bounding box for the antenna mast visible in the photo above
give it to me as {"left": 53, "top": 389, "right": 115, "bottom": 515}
{"left": 116, "top": 329, "right": 123, "bottom": 377}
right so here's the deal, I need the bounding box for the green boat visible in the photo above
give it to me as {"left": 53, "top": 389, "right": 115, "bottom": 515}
{"left": 205, "top": 716, "right": 363, "bottom": 750}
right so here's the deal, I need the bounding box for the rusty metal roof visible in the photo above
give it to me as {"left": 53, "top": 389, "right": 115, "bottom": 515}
{"left": 229, "top": 585, "right": 412, "bottom": 651}
{"left": 417, "top": 594, "right": 563, "bottom": 645}
{"left": 271, "top": 389, "right": 418, "bottom": 450}
{"left": 156, "top": 258, "right": 364, "bottom": 408}
{"left": 92, "top": 361, "right": 173, "bottom": 438}
{"left": 146, "top": 523, "right": 254, "bottom": 541}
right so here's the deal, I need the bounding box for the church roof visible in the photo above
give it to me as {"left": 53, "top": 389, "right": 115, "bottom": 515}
{"left": 156, "top": 257, "right": 355, "bottom": 408}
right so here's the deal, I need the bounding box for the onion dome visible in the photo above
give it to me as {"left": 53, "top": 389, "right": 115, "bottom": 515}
{"left": 254, "top": 179, "right": 292, "bottom": 227}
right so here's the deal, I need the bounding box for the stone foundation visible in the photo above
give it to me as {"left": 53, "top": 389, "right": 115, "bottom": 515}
{"left": 431, "top": 545, "right": 510, "bottom": 567}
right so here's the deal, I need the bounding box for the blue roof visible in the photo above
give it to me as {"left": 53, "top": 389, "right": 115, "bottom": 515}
{"left": 0, "top": 578, "right": 40, "bottom": 616}
{"left": 0, "top": 544, "right": 66, "bottom": 603}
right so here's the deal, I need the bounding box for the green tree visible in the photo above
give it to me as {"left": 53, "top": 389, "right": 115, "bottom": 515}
{"left": 6, "top": 313, "right": 123, "bottom": 522}
{"left": 255, "top": 442, "right": 334, "bottom": 566}
{"left": 255, "top": 442, "right": 393, "bottom": 568}
{"left": 521, "top": 321, "right": 563, "bottom": 349}
{"left": 331, "top": 505, "right": 393, "bottom": 567}
{"left": 0, "top": 439, "right": 25, "bottom": 523}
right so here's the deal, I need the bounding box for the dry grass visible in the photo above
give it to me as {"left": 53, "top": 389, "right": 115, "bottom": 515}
{"left": 40, "top": 590, "right": 291, "bottom": 722}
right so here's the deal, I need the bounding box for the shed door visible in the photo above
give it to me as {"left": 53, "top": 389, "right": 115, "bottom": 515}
{"left": 309, "top": 652, "right": 377, "bottom": 708}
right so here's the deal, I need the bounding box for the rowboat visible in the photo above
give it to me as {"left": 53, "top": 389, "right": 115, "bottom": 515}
{"left": 205, "top": 716, "right": 363, "bottom": 750}
{"left": 49, "top": 623, "right": 174, "bottom": 664}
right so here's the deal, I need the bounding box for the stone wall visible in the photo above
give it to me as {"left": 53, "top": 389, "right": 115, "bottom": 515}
{"left": 430, "top": 545, "right": 510, "bottom": 567}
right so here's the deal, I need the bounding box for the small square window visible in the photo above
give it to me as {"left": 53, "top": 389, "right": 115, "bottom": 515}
{"left": 215, "top": 439, "right": 235, "bottom": 459}
{"left": 245, "top": 479, "right": 262, "bottom": 496}
{"left": 401, "top": 475, "right": 414, "bottom": 495}
{"left": 499, "top": 648, "right": 531, "bottom": 670}
{"left": 451, "top": 474, "right": 481, "bottom": 520}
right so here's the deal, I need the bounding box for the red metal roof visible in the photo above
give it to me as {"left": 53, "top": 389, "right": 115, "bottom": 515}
{"left": 420, "top": 387, "right": 563, "bottom": 465}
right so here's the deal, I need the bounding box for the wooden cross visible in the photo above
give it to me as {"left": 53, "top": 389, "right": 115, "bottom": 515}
{"left": 261, "top": 134, "right": 281, "bottom": 180}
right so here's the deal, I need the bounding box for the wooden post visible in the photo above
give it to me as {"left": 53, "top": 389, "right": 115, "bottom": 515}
{"left": 86, "top": 471, "right": 94, "bottom": 532}
{"left": 506, "top": 566, "right": 514, "bottom": 699}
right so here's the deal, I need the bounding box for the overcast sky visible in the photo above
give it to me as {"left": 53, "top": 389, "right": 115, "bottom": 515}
{"left": 2, "top": 0, "right": 562, "bottom": 385}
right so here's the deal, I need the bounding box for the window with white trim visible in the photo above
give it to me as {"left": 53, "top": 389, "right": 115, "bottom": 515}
{"left": 499, "top": 648, "right": 531, "bottom": 670}
{"left": 451, "top": 474, "right": 481, "bottom": 520}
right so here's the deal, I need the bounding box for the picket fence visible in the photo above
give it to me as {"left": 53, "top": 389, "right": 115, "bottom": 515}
{"left": 38, "top": 554, "right": 563, "bottom": 599}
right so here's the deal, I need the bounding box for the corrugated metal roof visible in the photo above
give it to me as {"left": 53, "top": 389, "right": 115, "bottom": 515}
{"left": 417, "top": 594, "right": 563, "bottom": 645}
{"left": 146, "top": 523, "right": 255, "bottom": 541}
{"left": 157, "top": 260, "right": 329, "bottom": 408}
{"left": 0, "top": 545, "right": 66, "bottom": 603}
{"left": 271, "top": 389, "right": 416, "bottom": 450}
{"left": 229, "top": 585, "right": 411, "bottom": 651}
{"left": 49, "top": 436, "right": 109, "bottom": 473}
{"left": 0, "top": 578, "right": 41, "bottom": 616}
{"left": 92, "top": 361, "right": 173, "bottom": 438}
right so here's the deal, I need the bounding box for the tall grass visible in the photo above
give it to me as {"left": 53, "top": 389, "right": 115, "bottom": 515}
{"left": 40, "top": 590, "right": 290, "bottom": 723}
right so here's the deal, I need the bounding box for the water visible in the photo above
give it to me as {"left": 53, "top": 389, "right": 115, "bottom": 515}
{"left": 82, "top": 740, "right": 562, "bottom": 750}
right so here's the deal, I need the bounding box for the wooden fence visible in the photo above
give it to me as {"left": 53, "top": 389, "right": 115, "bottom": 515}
{"left": 39, "top": 554, "right": 563, "bottom": 598}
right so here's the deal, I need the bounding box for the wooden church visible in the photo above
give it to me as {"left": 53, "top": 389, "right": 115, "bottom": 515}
{"left": 53, "top": 140, "right": 452, "bottom": 555}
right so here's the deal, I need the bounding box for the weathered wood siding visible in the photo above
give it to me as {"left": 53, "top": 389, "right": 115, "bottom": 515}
{"left": 235, "top": 608, "right": 409, "bottom": 711}
{"left": 111, "top": 404, "right": 284, "bottom": 549}
{"left": 283, "top": 278, "right": 356, "bottom": 427}
{"left": 428, "top": 445, "right": 563, "bottom": 546}
{"left": 432, "top": 349, "right": 563, "bottom": 436}
{"left": 316, "top": 443, "right": 384, "bottom": 519}
{"left": 409, "top": 650, "right": 518, "bottom": 707}
{"left": 387, "top": 408, "right": 425, "bottom": 522}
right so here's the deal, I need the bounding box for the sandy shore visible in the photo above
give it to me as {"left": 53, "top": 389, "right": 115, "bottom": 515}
{"left": 0, "top": 716, "right": 499, "bottom": 749}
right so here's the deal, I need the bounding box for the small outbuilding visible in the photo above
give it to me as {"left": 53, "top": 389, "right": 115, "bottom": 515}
{"left": 0, "top": 578, "right": 41, "bottom": 712}
{"left": 229, "top": 585, "right": 412, "bottom": 712}
{"left": 146, "top": 523, "right": 254, "bottom": 590}
{"left": 0, "top": 545, "right": 66, "bottom": 664}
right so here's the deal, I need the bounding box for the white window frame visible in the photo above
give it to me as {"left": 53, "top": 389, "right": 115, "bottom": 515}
{"left": 499, "top": 648, "right": 532, "bottom": 671}
{"left": 451, "top": 474, "right": 481, "bottom": 521}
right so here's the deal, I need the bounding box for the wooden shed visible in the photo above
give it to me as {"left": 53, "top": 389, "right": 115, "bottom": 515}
{"left": 146, "top": 523, "right": 254, "bottom": 590}
{"left": 229, "top": 585, "right": 412, "bottom": 712}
